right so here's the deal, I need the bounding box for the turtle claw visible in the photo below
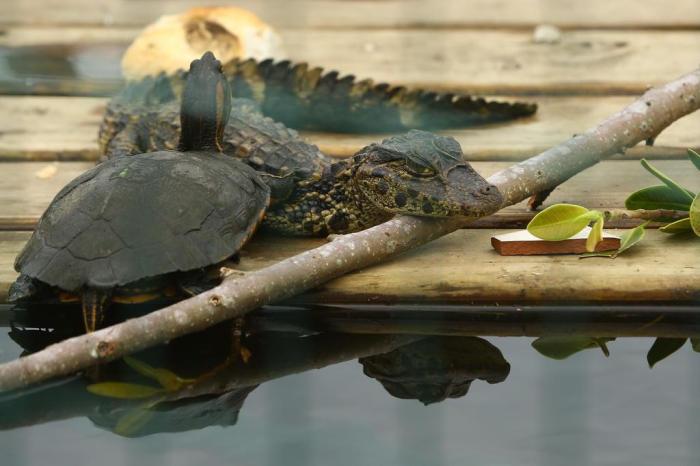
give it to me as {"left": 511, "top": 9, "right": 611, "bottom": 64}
{"left": 230, "top": 317, "right": 251, "bottom": 364}
{"left": 220, "top": 267, "right": 247, "bottom": 279}
{"left": 82, "top": 289, "right": 111, "bottom": 333}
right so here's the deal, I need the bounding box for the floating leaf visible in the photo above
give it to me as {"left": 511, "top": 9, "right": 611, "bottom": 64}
{"left": 586, "top": 217, "right": 604, "bottom": 252}
{"left": 527, "top": 204, "right": 598, "bottom": 241}
{"left": 691, "top": 338, "right": 700, "bottom": 353}
{"left": 659, "top": 218, "right": 692, "bottom": 234}
{"left": 87, "top": 382, "right": 164, "bottom": 399}
{"left": 532, "top": 336, "right": 614, "bottom": 360}
{"left": 625, "top": 185, "right": 692, "bottom": 211}
{"left": 124, "top": 357, "right": 193, "bottom": 391}
{"left": 640, "top": 159, "right": 695, "bottom": 202}
{"left": 691, "top": 193, "right": 700, "bottom": 237}
{"left": 115, "top": 405, "right": 156, "bottom": 437}
{"left": 688, "top": 149, "right": 700, "bottom": 171}
{"left": 647, "top": 338, "right": 686, "bottom": 368}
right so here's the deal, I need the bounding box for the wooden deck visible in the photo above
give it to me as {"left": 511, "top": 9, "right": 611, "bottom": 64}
{"left": 0, "top": 0, "right": 698, "bottom": 306}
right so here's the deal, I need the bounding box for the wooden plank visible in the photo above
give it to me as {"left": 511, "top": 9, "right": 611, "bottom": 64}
{"left": 3, "top": 0, "right": 700, "bottom": 29}
{"left": 2, "top": 228, "right": 697, "bottom": 304}
{"left": 2, "top": 95, "right": 700, "bottom": 162}
{"left": 1, "top": 160, "right": 698, "bottom": 230}
{"left": 4, "top": 29, "right": 700, "bottom": 95}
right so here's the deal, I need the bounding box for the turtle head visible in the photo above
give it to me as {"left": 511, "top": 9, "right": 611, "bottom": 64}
{"left": 179, "top": 51, "right": 231, "bottom": 152}
{"left": 351, "top": 130, "right": 503, "bottom": 218}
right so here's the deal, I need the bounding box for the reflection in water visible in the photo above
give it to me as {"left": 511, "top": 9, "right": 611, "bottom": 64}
{"left": 360, "top": 336, "right": 510, "bottom": 405}
{"left": 0, "top": 306, "right": 512, "bottom": 438}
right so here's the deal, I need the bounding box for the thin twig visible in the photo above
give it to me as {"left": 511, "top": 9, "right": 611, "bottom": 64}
{"left": 1, "top": 68, "right": 700, "bottom": 391}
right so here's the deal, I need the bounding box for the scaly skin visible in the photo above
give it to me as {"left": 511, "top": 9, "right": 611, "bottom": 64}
{"left": 101, "top": 57, "right": 537, "bottom": 137}
{"left": 100, "top": 58, "right": 513, "bottom": 235}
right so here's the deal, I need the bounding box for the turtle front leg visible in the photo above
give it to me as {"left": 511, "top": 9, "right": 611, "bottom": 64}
{"left": 81, "top": 288, "right": 112, "bottom": 333}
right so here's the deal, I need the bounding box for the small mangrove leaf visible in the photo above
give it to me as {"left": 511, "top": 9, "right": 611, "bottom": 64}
{"left": 625, "top": 185, "right": 692, "bottom": 211}
{"left": 115, "top": 405, "right": 156, "bottom": 437}
{"left": 86, "top": 382, "right": 164, "bottom": 399}
{"left": 688, "top": 149, "right": 700, "bottom": 171}
{"left": 659, "top": 218, "right": 692, "bottom": 234}
{"left": 613, "top": 222, "right": 648, "bottom": 257}
{"left": 691, "top": 338, "right": 700, "bottom": 353}
{"left": 527, "top": 204, "right": 598, "bottom": 241}
{"left": 640, "top": 159, "right": 695, "bottom": 202}
{"left": 647, "top": 338, "right": 687, "bottom": 368}
{"left": 690, "top": 193, "right": 700, "bottom": 237}
{"left": 532, "top": 336, "right": 614, "bottom": 360}
{"left": 124, "top": 356, "right": 193, "bottom": 391}
{"left": 586, "top": 217, "right": 604, "bottom": 252}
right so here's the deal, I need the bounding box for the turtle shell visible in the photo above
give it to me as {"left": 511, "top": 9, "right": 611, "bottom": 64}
{"left": 15, "top": 151, "right": 270, "bottom": 292}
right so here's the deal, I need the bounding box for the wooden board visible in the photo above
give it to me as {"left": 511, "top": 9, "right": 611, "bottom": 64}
{"left": 2, "top": 229, "right": 697, "bottom": 304}
{"left": 1, "top": 96, "right": 699, "bottom": 161}
{"left": 3, "top": 0, "right": 700, "bottom": 29}
{"left": 4, "top": 29, "right": 700, "bottom": 96}
{"left": 1, "top": 160, "right": 698, "bottom": 231}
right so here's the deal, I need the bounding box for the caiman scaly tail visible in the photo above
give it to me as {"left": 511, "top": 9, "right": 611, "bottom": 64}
{"left": 224, "top": 58, "right": 537, "bottom": 132}
{"left": 110, "top": 57, "right": 537, "bottom": 134}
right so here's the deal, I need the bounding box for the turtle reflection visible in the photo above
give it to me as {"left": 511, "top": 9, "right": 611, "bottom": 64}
{"left": 359, "top": 336, "right": 510, "bottom": 405}
{"left": 1, "top": 317, "right": 417, "bottom": 437}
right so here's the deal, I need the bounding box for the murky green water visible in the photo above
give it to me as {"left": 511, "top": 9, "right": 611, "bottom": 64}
{"left": 1, "top": 316, "right": 699, "bottom": 466}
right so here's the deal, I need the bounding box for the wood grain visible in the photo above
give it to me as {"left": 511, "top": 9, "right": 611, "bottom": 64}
{"left": 1, "top": 160, "right": 698, "bottom": 231}
{"left": 2, "top": 228, "right": 697, "bottom": 304}
{"left": 2, "top": 96, "right": 700, "bottom": 161}
{"left": 3, "top": 0, "right": 700, "bottom": 29}
{"left": 4, "top": 29, "right": 700, "bottom": 96}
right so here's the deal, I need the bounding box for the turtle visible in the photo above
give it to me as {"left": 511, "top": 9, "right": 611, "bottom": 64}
{"left": 9, "top": 52, "right": 271, "bottom": 334}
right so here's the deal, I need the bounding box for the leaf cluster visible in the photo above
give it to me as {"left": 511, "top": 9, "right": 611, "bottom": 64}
{"left": 526, "top": 150, "right": 700, "bottom": 257}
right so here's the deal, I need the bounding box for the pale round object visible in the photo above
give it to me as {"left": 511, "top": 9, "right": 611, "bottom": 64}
{"left": 121, "top": 6, "right": 285, "bottom": 80}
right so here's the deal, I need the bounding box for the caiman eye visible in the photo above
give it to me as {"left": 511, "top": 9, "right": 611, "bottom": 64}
{"left": 404, "top": 159, "right": 436, "bottom": 177}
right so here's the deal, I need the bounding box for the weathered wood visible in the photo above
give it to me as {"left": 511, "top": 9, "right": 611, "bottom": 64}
{"left": 3, "top": 0, "right": 700, "bottom": 29}
{"left": 2, "top": 96, "right": 700, "bottom": 162}
{"left": 2, "top": 228, "right": 697, "bottom": 304}
{"left": 1, "top": 160, "right": 698, "bottom": 231}
{"left": 5, "top": 29, "right": 700, "bottom": 95}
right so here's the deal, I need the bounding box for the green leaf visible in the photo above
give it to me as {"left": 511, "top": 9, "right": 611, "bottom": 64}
{"left": 640, "top": 159, "right": 695, "bottom": 202}
{"left": 625, "top": 185, "right": 692, "bottom": 211}
{"left": 527, "top": 204, "right": 598, "bottom": 241}
{"left": 532, "top": 336, "right": 614, "bottom": 360}
{"left": 123, "top": 357, "right": 193, "bottom": 391}
{"left": 647, "top": 338, "right": 686, "bottom": 368}
{"left": 586, "top": 217, "right": 604, "bottom": 252}
{"left": 688, "top": 149, "right": 700, "bottom": 171}
{"left": 613, "top": 222, "right": 648, "bottom": 257}
{"left": 690, "top": 193, "right": 700, "bottom": 237}
{"left": 86, "top": 382, "right": 164, "bottom": 399}
{"left": 659, "top": 217, "right": 692, "bottom": 234}
{"left": 579, "top": 251, "right": 616, "bottom": 259}
{"left": 114, "top": 405, "right": 156, "bottom": 437}
{"left": 691, "top": 338, "right": 700, "bottom": 353}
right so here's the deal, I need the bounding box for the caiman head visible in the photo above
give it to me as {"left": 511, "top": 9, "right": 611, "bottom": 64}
{"left": 351, "top": 130, "right": 503, "bottom": 219}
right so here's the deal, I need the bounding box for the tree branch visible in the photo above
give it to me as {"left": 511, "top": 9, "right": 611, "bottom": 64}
{"left": 1, "top": 68, "right": 700, "bottom": 392}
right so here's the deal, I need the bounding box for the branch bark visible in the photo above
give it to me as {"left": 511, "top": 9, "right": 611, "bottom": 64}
{"left": 1, "top": 68, "right": 700, "bottom": 392}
